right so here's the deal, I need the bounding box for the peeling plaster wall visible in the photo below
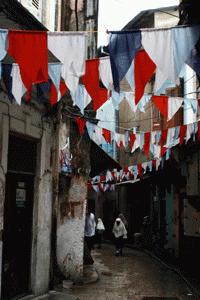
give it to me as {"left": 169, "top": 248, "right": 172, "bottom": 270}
{"left": 56, "top": 119, "right": 90, "bottom": 282}
{"left": 57, "top": 175, "right": 87, "bottom": 282}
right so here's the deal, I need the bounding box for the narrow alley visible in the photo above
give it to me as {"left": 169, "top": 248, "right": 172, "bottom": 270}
{"left": 61, "top": 244, "right": 195, "bottom": 300}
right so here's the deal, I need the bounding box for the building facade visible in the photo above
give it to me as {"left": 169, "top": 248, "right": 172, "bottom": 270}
{"left": 0, "top": 0, "right": 100, "bottom": 298}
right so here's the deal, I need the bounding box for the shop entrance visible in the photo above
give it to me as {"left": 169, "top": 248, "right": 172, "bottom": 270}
{"left": 2, "top": 135, "right": 37, "bottom": 299}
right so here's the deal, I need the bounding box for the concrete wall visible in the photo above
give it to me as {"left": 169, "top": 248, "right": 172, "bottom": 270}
{"left": 0, "top": 95, "right": 53, "bottom": 297}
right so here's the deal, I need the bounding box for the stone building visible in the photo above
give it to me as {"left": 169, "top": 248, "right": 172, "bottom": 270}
{"left": 0, "top": 0, "right": 100, "bottom": 298}
{"left": 0, "top": 1, "right": 54, "bottom": 298}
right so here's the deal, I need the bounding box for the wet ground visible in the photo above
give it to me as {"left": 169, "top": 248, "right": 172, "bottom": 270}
{"left": 63, "top": 244, "right": 198, "bottom": 300}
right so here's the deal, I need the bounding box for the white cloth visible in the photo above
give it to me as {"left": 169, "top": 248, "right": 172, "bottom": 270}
{"left": 114, "top": 132, "right": 126, "bottom": 148}
{"left": 106, "top": 170, "right": 113, "bottom": 182}
{"left": 165, "top": 127, "right": 176, "bottom": 148}
{"left": 111, "top": 91, "right": 125, "bottom": 110}
{"left": 124, "top": 92, "right": 137, "bottom": 112}
{"left": 168, "top": 97, "right": 183, "bottom": 121}
{"left": 142, "top": 162, "right": 148, "bottom": 174}
{"left": 71, "top": 84, "right": 92, "bottom": 114}
{"left": 151, "top": 131, "right": 157, "bottom": 144}
{"left": 156, "top": 158, "right": 161, "bottom": 170}
{"left": 11, "top": 64, "right": 26, "bottom": 105}
{"left": 85, "top": 213, "right": 96, "bottom": 237}
{"left": 48, "top": 32, "right": 86, "bottom": 94}
{"left": 141, "top": 29, "right": 175, "bottom": 93}
{"left": 131, "top": 133, "right": 140, "bottom": 153}
{"left": 99, "top": 56, "right": 113, "bottom": 90}
{"left": 96, "top": 218, "right": 105, "bottom": 231}
{"left": 125, "top": 59, "right": 135, "bottom": 91}
{"left": 112, "top": 218, "right": 127, "bottom": 238}
{"left": 48, "top": 62, "right": 62, "bottom": 101}
{"left": 92, "top": 185, "right": 99, "bottom": 193}
{"left": 96, "top": 99, "right": 116, "bottom": 132}
{"left": 186, "top": 123, "right": 194, "bottom": 142}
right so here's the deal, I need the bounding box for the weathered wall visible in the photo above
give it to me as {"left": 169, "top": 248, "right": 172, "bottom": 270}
{"left": 31, "top": 125, "right": 53, "bottom": 295}
{"left": 56, "top": 120, "right": 90, "bottom": 282}
{"left": 61, "top": 0, "right": 98, "bottom": 58}
{"left": 0, "top": 95, "right": 53, "bottom": 297}
{"left": 57, "top": 175, "right": 87, "bottom": 282}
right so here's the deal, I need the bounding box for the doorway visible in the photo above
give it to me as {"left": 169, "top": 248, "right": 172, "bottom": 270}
{"left": 2, "top": 135, "right": 37, "bottom": 299}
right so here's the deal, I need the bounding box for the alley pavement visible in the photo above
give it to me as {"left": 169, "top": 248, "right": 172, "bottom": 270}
{"left": 57, "top": 244, "right": 199, "bottom": 300}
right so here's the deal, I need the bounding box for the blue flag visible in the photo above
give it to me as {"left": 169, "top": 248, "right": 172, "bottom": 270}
{"left": 108, "top": 31, "right": 141, "bottom": 92}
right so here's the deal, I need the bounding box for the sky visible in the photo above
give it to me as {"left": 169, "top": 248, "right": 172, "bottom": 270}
{"left": 98, "top": 0, "right": 179, "bottom": 46}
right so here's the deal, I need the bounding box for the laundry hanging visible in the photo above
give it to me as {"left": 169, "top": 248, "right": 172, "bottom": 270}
{"left": 8, "top": 30, "right": 48, "bottom": 100}
{"left": 82, "top": 59, "right": 108, "bottom": 111}
{"left": 48, "top": 32, "right": 86, "bottom": 95}
{"left": 109, "top": 31, "right": 141, "bottom": 92}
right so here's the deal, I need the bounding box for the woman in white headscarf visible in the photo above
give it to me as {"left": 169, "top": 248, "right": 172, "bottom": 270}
{"left": 96, "top": 218, "right": 105, "bottom": 249}
{"left": 112, "top": 218, "right": 127, "bottom": 256}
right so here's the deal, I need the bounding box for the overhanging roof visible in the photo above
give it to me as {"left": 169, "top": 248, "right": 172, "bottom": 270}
{"left": 0, "top": 0, "right": 47, "bottom": 30}
{"left": 123, "top": 5, "right": 179, "bottom": 30}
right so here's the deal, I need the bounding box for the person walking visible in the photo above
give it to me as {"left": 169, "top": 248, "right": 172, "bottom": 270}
{"left": 112, "top": 218, "right": 127, "bottom": 256}
{"left": 85, "top": 211, "right": 96, "bottom": 252}
{"left": 95, "top": 218, "right": 105, "bottom": 249}
{"left": 118, "top": 213, "right": 128, "bottom": 230}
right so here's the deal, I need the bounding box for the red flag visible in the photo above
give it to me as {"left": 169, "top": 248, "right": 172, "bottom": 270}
{"left": 143, "top": 132, "right": 151, "bottom": 157}
{"left": 129, "top": 133, "right": 136, "bottom": 150}
{"left": 160, "top": 129, "right": 168, "bottom": 145}
{"left": 102, "top": 128, "right": 111, "bottom": 143}
{"left": 180, "top": 125, "right": 187, "bottom": 145}
{"left": 161, "top": 146, "right": 167, "bottom": 157}
{"left": 197, "top": 122, "right": 200, "bottom": 140}
{"left": 152, "top": 95, "right": 168, "bottom": 119}
{"left": 135, "top": 50, "right": 156, "bottom": 104}
{"left": 75, "top": 117, "right": 86, "bottom": 135}
{"left": 50, "top": 80, "right": 68, "bottom": 105}
{"left": 8, "top": 30, "right": 48, "bottom": 100}
{"left": 137, "top": 164, "right": 143, "bottom": 177}
{"left": 152, "top": 159, "right": 156, "bottom": 169}
{"left": 82, "top": 59, "right": 108, "bottom": 111}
